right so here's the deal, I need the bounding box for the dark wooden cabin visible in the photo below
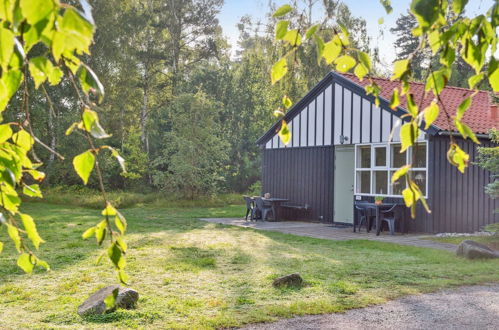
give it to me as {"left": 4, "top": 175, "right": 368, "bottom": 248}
{"left": 257, "top": 72, "right": 498, "bottom": 233}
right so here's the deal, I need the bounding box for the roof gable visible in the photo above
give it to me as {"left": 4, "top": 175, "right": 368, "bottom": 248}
{"left": 257, "top": 72, "right": 497, "bottom": 145}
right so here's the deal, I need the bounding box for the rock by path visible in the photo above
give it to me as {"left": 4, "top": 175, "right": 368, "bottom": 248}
{"left": 243, "top": 284, "right": 499, "bottom": 330}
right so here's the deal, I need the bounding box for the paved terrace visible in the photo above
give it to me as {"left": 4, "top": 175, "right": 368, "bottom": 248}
{"left": 199, "top": 218, "right": 457, "bottom": 251}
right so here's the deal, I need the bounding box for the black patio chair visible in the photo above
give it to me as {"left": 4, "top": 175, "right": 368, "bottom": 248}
{"left": 379, "top": 205, "right": 403, "bottom": 235}
{"left": 254, "top": 197, "right": 273, "bottom": 221}
{"left": 243, "top": 196, "right": 255, "bottom": 221}
{"left": 354, "top": 203, "right": 375, "bottom": 233}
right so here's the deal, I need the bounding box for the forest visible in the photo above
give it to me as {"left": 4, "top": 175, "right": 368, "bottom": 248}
{"left": 13, "top": 0, "right": 484, "bottom": 199}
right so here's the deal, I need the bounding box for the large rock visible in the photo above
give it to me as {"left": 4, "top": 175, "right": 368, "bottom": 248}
{"left": 456, "top": 240, "right": 499, "bottom": 260}
{"left": 272, "top": 273, "right": 303, "bottom": 288}
{"left": 77, "top": 285, "right": 139, "bottom": 316}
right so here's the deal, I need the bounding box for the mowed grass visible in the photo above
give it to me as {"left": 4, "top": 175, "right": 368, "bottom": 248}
{"left": 425, "top": 235, "right": 499, "bottom": 250}
{"left": 1, "top": 203, "right": 499, "bottom": 329}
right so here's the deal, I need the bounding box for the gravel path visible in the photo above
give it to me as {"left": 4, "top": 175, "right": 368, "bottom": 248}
{"left": 243, "top": 284, "right": 499, "bottom": 330}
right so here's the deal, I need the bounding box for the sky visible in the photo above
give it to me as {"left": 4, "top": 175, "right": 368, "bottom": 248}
{"left": 218, "top": 0, "right": 495, "bottom": 70}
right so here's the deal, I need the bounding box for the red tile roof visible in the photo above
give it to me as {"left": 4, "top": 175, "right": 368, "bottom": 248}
{"left": 341, "top": 73, "right": 498, "bottom": 134}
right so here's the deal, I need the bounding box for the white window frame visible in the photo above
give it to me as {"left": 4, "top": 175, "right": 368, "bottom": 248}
{"left": 354, "top": 142, "right": 428, "bottom": 198}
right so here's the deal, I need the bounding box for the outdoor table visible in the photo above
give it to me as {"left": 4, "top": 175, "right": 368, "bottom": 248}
{"left": 262, "top": 198, "right": 289, "bottom": 221}
{"left": 356, "top": 202, "right": 404, "bottom": 236}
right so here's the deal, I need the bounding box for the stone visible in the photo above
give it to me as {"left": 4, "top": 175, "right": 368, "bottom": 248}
{"left": 77, "top": 285, "right": 139, "bottom": 316}
{"left": 272, "top": 273, "right": 303, "bottom": 288}
{"left": 456, "top": 240, "right": 499, "bottom": 260}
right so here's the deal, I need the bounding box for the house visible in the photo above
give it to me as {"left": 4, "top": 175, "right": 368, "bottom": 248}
{"left": 256, "top": 72, "right": 498, "bottom": 233}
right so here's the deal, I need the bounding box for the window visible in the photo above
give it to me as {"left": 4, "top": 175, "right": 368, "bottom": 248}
{"left": 354, "top": 142, "right": 428, "bottom": 197}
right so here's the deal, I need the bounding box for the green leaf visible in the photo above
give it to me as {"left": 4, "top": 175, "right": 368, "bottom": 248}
{"left": 0, "top": 69, "right": 23, "bottom": 112}
{"left": 0, "top": 27, "right": 14, "bottom": 70}
{"left": 0, "top": 123, "right": 13, "bottom": 143}
{"left": 78, "top": 64, "right": 105, "bottom": 103}
{"left": 52, "top": 8, "right": 94, "bottom": 62}
{"left": 118, "top": 270, "right": 129, "bottom": 285}
{"left": 455, "top": 120, "right": 480, "bottom": 144}
{"left": 468, "top": 73, "right": 484, "bottom": 89}
{"left": 82, "top": 108, "right": 111, "bottom": 139}
{"left": 402, "top": 187, "right": 416, "bottom": 207}
{"left": 104, "top": 287, "right": 119, "bottom": 309}
{"left": 335, "top": 55, "right": 356, "bottom": 73}
{"left": 108, "top": 147, "right": 126, "bottom": 172}
{"left": 20, "top": 0, "right": 55, "bottom": 25}
{"left": 426, "top": 69, "right": 447, "bottom": 95}
{"left": 20, "top": 213, "right": 44, "bottom": 249}
{"left": 423, "top": 102, "right": 439, "bottom": 129}
{"left": 392, "top": 165, "right": 410, "bottom": 183}
{"left": 278, "top": 120, "right": 291, "bottom": 145}
{"left": 271, "top": 57, "right": 287, "bottom": 85}
{"left": 391, "top": 59, "right": 409, "bottom": 80}
{"left": 447, "top": 143, "right": 469, "bottom": 173}
{"left": 488, "top": 57, "right": 499, "bottom": 92}
{"left": 322, "top": 40, "right": 341, "bottom": 64}
{"left": 378, "top": 17, "right": 384, "bottom": 25}
{"left": 282, "top": 29, "right": 301, "bottom": 46}
{"left": 65, "top": 122, "right": 78, "bottom": 136}
{"left": 116, "top": 235, "right": 127, "bottom": 252}
{"left": 17, "top": 253, "right": 34, "bottom": 274}
{"left": 7, "top": 223, "right": 21, "bottom": 252}
{"left": 440, "top": 45, "right": 456, "bottom": 67}
{"left": 357, "top": 51, "right": 371, "bottom": 71}
{"left": 95, "top": 220, "right": 107, "bottom": 245}
{"left": 0, "top": 241, "right": 3, "bottom": 253}
{"left": 405, "top": 94, "right": 419, "bottom": 117}
{"left": 410, "top": 0, "right": 440, "bottom": 31}
{"left": 23, "top": 184, "right": 43, "bottom": 198}
{"left": 115, "top": 215, "right": 127, "bottom": 235}
{"left": 273, "top": 4, "right": 292, "bottom": 17}
{"left": 452, "top": 0, "right": 468, "bottom": 15}
{"left": 102, "top": 203, "right": 117, "bottom": 216}
{"left": 354, "top": 64, "right": 368, "bottom": 81}
{"left": 12, "top": 130, "right": 34, "bottom": 151}
{"left": 400, "top": 122, "right": 419, "bottom": 152}
{"left": 108, "top": 242, "right": 125, "bottom": 270}
{"left": 379, "top": 0, "right": 393, "bottom": 14}
{"left": 305, "top": 24, "right": 320, "bottom": 39}
{"left": 82, "top": 226, "right": 96, "bottom": 239}
{"left": 456, "top": 97, "right": 472, "bottom": 120}
{"left": 389, "top": 88, "right": 400, "bottom": 110}
{"left": 275, "top": 20, "right": 288, "bottom": 40}
{"left": 73, "top": 150, "right": 95, "bottom": 185}
{"left": 28, "top": 57, "right": 63, "bottom": 88}
{"left": 282, "top": 95, "right": 292, "bottom": 109}
{"left": 36, "top": 258, "right": 50, "bottom": 271}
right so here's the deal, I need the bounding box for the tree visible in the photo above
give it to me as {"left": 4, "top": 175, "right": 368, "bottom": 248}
{"left": 390, "top": 12, "right": 430, "bottom": 80}
{"left": 151, "top": 92, "right": 228, "bottom": 198}
{"left": 0, "top": 0, "right": 128, "bottom": 282}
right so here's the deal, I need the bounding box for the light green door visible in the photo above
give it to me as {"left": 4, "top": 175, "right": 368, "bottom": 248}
{"left": 334, "top": 146, "right": 355, "bottom": 224}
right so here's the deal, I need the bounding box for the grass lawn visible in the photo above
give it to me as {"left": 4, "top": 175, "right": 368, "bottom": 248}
{"left": 425, "top": 235, "right": 499, "bottom": 250}
{"left": 1, "top": 203, "right": 499, "bottom": 329}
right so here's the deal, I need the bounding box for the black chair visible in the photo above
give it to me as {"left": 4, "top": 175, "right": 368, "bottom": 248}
{"left": 254, "top": 197, "right": 273, "bottom": 221}
{"left": 354, "top": 203, "right": 375, "bottom": 233}
{"left": 243, "top": 196, "right": 255, "bottom": 221}
{"left": 379, "top": 205, "right": 402, "bottom": 235}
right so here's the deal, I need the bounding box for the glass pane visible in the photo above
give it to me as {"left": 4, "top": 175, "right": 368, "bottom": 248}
{"left": 357, "top": 146, "right": 371, "bottom": 168}
{"left": 356, "top": 171, "right": 371, "bottom": 194}
{"left": 390, "top": 171, "right": 405, "bottom": 195}
{"left": 413, "top": 144, "right": 426, "bottom": 168}
{"left": 413, "top": 171, "right": 427, "bottom": 195}
{"left": 391, "top": 144, "right": 406, "bottom": 168}
{"left": 374, "top": 171, "right": 388, "bottom": 195}
{"left": 374, "top": 147, "right": 386, "bottom": 167}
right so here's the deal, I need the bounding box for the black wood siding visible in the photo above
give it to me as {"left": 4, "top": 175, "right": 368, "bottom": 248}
{"left": 428, "top": 136, "right": 498, "bottom": 233}
{"left": 262, "top": 146, "right": 334, "bottom": 222}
